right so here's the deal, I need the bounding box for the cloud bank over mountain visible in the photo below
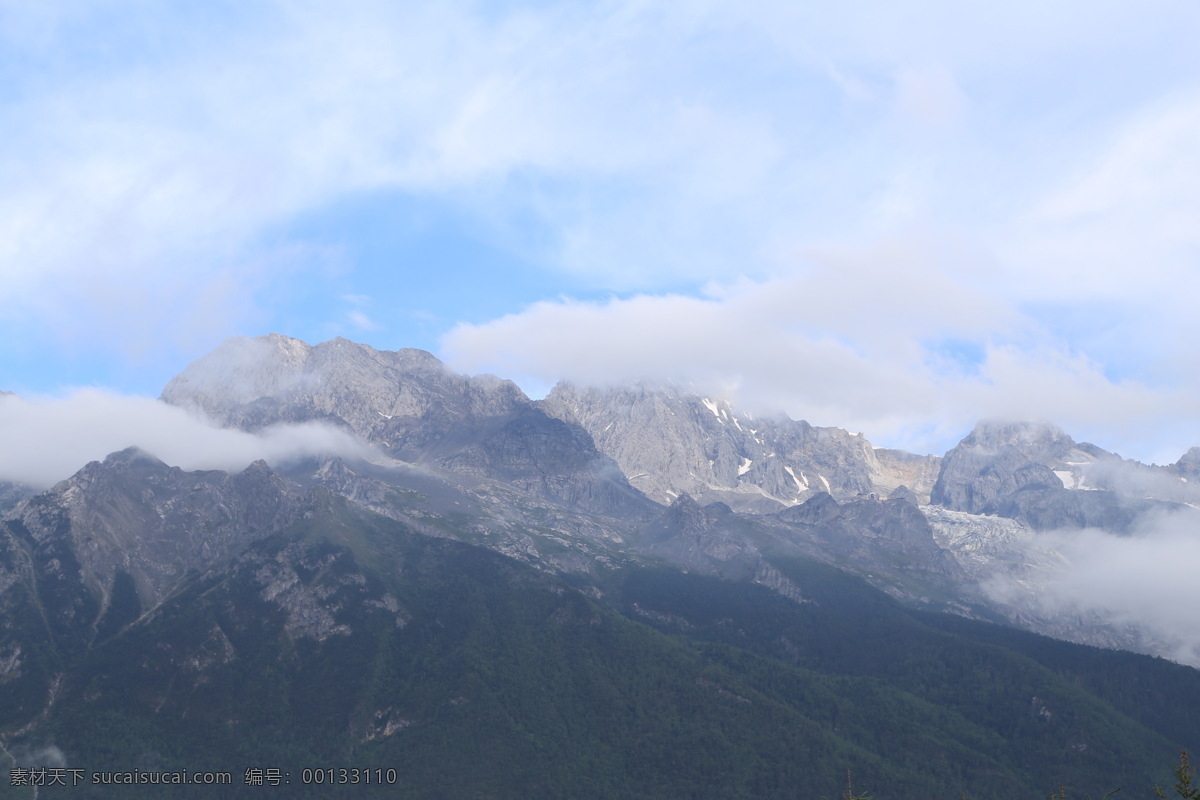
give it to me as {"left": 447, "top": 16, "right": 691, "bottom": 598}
{"left": 3, "top": 1, "right": 1200, "bottom": 461}
{"left": 0, "top": 390, "right": 374, "bottom": 488}
{"left": 442, "top": 248, "right": 1197, "bottom": 462}
{"left": 985, "top": 512, "right": 1200, "bottom": 667}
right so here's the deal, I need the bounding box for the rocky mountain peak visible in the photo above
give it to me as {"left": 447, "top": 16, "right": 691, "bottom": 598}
{"left": 777, "top": 491, "right": 841, "bottom": 526}
{"left": 1176, "top": 446, "right": 1200, "bottom": 469}
{"left": 887, "top": 485, "right": 920, "bottom": 505}
{"left": 1170, "top": 446, "right": 1200, "bottom": 483}
{"left": 540, "top": 382, "right": 939, "bottom": 511}
{"left": 958, "top": 419, "right": 1073, "bottom": 454}
{"left": 931, "top": 419, "right": 1123, "bottom": 517}
{"left": 162, "top": 334, "right": 529, "bottom": 442}
{"left": 5, "top": 453, "right": 303, "bottom": 618}
{"left": 158, "top": 335, "right": 649, "bottom": 518}
{"left": 640, "top": 490, "right": 760, "bottom": 573}
{"left": 161, "top": 333, "right": 313, "bottom": 410}
{"left": 664, "top": 491, "right": 706, "bottom": 527}
{"left": 62, "top": 447, "right": 181, "bottom": 496}
{"left": 960, "top": 419, "right": 1065, "bottom": 450}
{"left": 97, "top": 445, "right": 164, "bottom": 469}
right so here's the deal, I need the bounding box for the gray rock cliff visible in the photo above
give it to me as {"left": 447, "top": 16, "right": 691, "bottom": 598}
{"left": 5, "top": 448, "right": 303, "bottom": 619}
{"left": 162, "top": 335, "right": 651, "bottom": 518}
{"left": 539, "top": 382, "right": 940, "bottom": 511}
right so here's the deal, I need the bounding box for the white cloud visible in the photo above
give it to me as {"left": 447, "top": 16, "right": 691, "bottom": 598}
{"left": 0, "top": 390, "right": 375, "bottom": 488}
{"left": 1002, "top": 95, "right": 1200, "bottom": 302}
{"left": 986, "top": 514, "right": 1200, "bottom": 667}
{"left": 442, "top": 231, "right": 1200, "bottom": 460}
{"left": 893, "top": 63, "right": 966, "bottom": 128}
{"left": 348, "top": 310, "right": 379, "bottom": 331}
{"left": 0, "top": 1, "right": 1031, "bottom": 347}
{"left": 4, "top": 0, "right": 1200, "bottom": 465}
{"left": 342, "top": 294, "right": 380, "bottom": 332}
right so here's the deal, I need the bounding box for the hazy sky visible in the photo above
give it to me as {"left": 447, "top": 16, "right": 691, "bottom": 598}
{"left": 3, "top": 1, "right": 1200, "bottom": 461}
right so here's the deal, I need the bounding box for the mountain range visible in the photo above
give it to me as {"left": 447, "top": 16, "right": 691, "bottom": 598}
{"left": 2, "top": 333, "right": 1198, "bottom": 798}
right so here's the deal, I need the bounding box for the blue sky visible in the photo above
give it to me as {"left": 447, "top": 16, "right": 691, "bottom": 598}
{"left": 3, "top": 1, "right": 1200, "bottom": 462}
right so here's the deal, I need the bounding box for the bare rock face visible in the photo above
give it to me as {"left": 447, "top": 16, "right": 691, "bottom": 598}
{"left": 0, "top": 480, "right": 35, "bottom": 515}
{"left": 162, "top": 334, "right": 528, "bottom": 450}
{"left": 872, "top": 450, "right": 942, "bottom": 503}
{"left": 1162, "top": 447, "right": 1200, "bottom": 501}
{"left": 441, "top": 406, "right": 654, "bottom": 518}
{"left": 1174, "top": 447, "right": 1200, "bottom": 480}
{"left": 995, "top": 486, "right": 1200, "bottom": 533}
{"left": 0, "top": 449, "right": 306, "bottom": 721}
{"left": 638, "top": 495, "right": 809, "bottom": 600}
{"left": 162, "top": 335, "right": 651, "bottom": 519}
{"left": 643, "top": 491, "right": 744, "bottom": 566}
{"left": 923, "top": 505, "right": 1037, "bottom": 577}
{"left": 641, "top": 493, "right": 756, "bottom": 570}
{"left": 12, "top": 332, "right": 1196, "bottom": 673}
{"left": 777, "top": 493, "right": 966, "bottom": 587}
{"left": 927, "top": 419, "right": 1131, "bottom": 517}
{"left": 929, "top": 420, "right": 1198, "bottom": 532}
{"left": 5, "top": 448, "right": 303, "bottom": 620}
{"left": 539, "top": 382, "right": 939, "bottom": 511}
{"left": 930, "top": 421, "right": 1078, "bottom": 514}
{"left": 777, "top": 491, "right": 842, "bottom": 527}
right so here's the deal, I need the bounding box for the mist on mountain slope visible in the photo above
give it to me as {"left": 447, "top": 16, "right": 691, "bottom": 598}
{"left": 0, "top": 389, "right": 376, "bottom": 488}
{"left": 7, "top": 342, "right": 1200, "bottom": 672}
{"left": 983, "top": 507, "right": 1200, "bottom": 666}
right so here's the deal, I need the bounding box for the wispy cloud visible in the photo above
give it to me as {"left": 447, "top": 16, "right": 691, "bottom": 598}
{"left": 4, "top": 1, "right": 1200, "bottom": 461}
{"left": 0, "top": 391, "right": 374, "bottom": 488}
{"left": 341, "top": 294, "right": 380, "bottom": 332}
{"left": 984, "top": 512, "right": 1200, "bottom": 667}
{"left": 421, "top": 4, "right": 1200, "bottom": 460}
{"left": 443, "top": 230, "right": 1200, "bottom": 460}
